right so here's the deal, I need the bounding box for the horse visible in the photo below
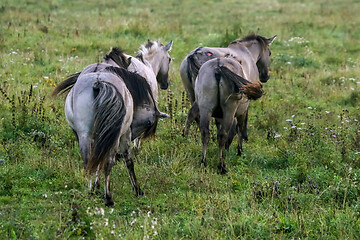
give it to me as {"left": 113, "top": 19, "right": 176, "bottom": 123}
{"left": 181, "top": 34, "right": 276, "bottom": 155}
{"left": 128, "top": 40, "right": 173, "bottom": 102}
{"left": 53, "top": 41, "right": 173, "bottom": 136}
{"left": 193, "top": 34, "right": 276, "bottom": 174}
{"left": 125, "top": 40, "right": 173, "bottom": 148}
{"left": 59, "top": 62, "right": 160, "bottom": 206}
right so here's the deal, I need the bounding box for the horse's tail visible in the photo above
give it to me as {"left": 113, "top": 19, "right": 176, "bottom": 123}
{"left": 86, "top": 81, "right": 126, "bottom": 174}
{"left": 215, "top": 65, "right": 263, "bottom": 100}
{"left": 52, "top": 72, "right": 81, "bottom": 96}
{"left": 186, "top": 50, "right": 202, "bottom": 83}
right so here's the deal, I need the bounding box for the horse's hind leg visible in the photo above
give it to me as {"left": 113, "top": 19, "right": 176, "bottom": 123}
{"left": 199, "top": 110, "right": 212, "bottom": 169}
{"left": 89, "top": 166, "right": 100, "bottom": 195}
{"left": 104, "top": 155, "right": 116, "bottom": 206}
{"left": 79, "top": 135, "right": 91, "bottom": 169}
{"left": 183, "top": 102, "right": 200, "bottom": 136}
{"left": 217, "top": 106, "right": 237, "bottom": 174}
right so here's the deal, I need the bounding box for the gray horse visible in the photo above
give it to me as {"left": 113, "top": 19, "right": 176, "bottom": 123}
{"left": 181, "top": 34, "right": 276, "bottom": 155}
{"left": 56, "top": 60, "right": 159, "bottom": 206}
{"left": 193, "top": 34, "right": 275, "bottom": 174}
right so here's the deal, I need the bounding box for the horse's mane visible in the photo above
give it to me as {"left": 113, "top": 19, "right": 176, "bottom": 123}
{"left": 136, "top": 40, "right": 162, "bottom": 60}
{"left": 229, "top": 33, "right": 268, "bottom": 51}
{"left": 105, "top": 66, "right": 159, "bottom": 139}
{"left": 104, "top": 66, "right": 154, "bottom": 107}
{"left": 104, "top": 47, "right": 131, "bottom": 69}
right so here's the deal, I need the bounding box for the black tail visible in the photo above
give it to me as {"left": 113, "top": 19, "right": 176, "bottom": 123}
{"left": 87, "top": 81, "right": 126, "bottom": 174}
{"left": 215, "top": 66, "right": 263, "bottom": 100}
{"left": 186, "top": 52, "right": 201, "bottom": 83}
{"left": 52, "top": 72, "right": 81, "bottom": 96}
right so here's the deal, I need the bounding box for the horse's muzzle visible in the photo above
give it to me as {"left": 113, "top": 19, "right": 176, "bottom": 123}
{"left": 160, "top": 81, "right": 169, "bottom": 90}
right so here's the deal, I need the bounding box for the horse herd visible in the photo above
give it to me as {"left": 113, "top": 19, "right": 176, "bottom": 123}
{"left": 53, "top": 33, "right": 276, "bottom": 206}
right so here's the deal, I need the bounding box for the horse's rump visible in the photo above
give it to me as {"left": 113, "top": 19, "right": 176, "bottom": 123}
{"left": 87, "top": 80, "right": 126, "bottom": 173}
{"left": 215, "top": 65, "right": 263, "bottom": 100}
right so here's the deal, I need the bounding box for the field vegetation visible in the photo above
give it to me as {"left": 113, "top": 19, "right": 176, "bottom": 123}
{"left": 1, "top": 0, "right": 360, "bottom": 239}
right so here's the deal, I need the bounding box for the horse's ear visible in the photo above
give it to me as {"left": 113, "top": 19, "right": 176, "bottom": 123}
{"left": 267, "top": 35, "right": 277, "bottom": 45}
{"left": 164, "top": 40, "right": 173, "bottom": 52}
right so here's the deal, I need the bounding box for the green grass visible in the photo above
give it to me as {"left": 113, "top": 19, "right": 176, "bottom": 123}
{"left": 1, "top": 0, "right": 360, "bottom": 239}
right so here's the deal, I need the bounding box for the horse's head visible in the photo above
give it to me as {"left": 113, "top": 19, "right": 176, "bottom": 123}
{"left": 141, "top": 40, "right": 173, "bottom": 90}
{"left": 255, "top": 35, "right": 276, "bottom": 83}
{"left": 131, "top": 102, "right": 159, "bottom": 140}
{"left": 156, "top": 40, "right": 173, "bottom": 90}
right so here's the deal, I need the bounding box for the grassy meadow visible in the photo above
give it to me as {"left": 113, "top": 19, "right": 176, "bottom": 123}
{"left": 1, "top": 0, "right": 360, "bottom": 238}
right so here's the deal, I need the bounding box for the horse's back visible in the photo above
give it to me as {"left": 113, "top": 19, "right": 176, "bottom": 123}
{"left": 126, "top": 55, "right": 158, "bottom": 101}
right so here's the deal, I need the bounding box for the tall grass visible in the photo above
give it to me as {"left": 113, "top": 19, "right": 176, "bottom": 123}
{"left": 1, "top": 0, "right": 360, "bottom": 239}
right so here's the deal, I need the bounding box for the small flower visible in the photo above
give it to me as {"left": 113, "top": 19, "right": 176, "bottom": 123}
{"left": 307, "top": 107, "right": 313, "bottom": 109}
{"left": 130, "top": 219, "right": 137, "bottom": 226}
{"left": 325, "top": 111, "right": 330, "bottom": 114}
{"left": 43, "top": 193, "right": 47, "bottom": 198}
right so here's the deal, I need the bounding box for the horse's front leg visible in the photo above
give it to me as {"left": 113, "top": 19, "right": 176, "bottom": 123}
{"left": 183, "top": 102, "right": 200, "bottom": 136}
{"left": 235, "top": 109, "right": 248, "bottom": 156}
{"left": 122, "top": 150, "right": 143, "bottom": 196}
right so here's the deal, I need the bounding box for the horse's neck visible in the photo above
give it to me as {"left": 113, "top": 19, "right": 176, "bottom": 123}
{"left": 228, "top": 43, "right": 260, "bottom": 63}
{"left": 142, "top": 55, "right": 159, "bottom": 76}
{"left": 127, "top": 55, "right": 159, "bottom": 101}
{"left": 227, "top": 44, "right": 259, "bottom": 82}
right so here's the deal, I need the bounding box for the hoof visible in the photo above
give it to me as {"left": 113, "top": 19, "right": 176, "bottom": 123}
{"left": 105, "top": 196, "right": 114, "bottom": 207}
{"left": 217, "top": 165, "right": 227, "bottom": 175}
{"left": 135, "top": 187, "right": 144, "bottom": 196}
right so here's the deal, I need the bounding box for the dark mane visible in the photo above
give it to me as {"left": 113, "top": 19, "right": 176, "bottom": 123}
{"left": 136, "top": 53, "right": 145, "bottom": 63}
{"left": 104, "top": 66, "right": 154, "bottom": 107}
{"left": 229, "top": 33, "right": 268, "bottom": 51}
{"left": 104, "top": 47, "right": 131, "bottom": 69}
{"left": 105, "top": 66, "right": 159, "bottom": 139}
